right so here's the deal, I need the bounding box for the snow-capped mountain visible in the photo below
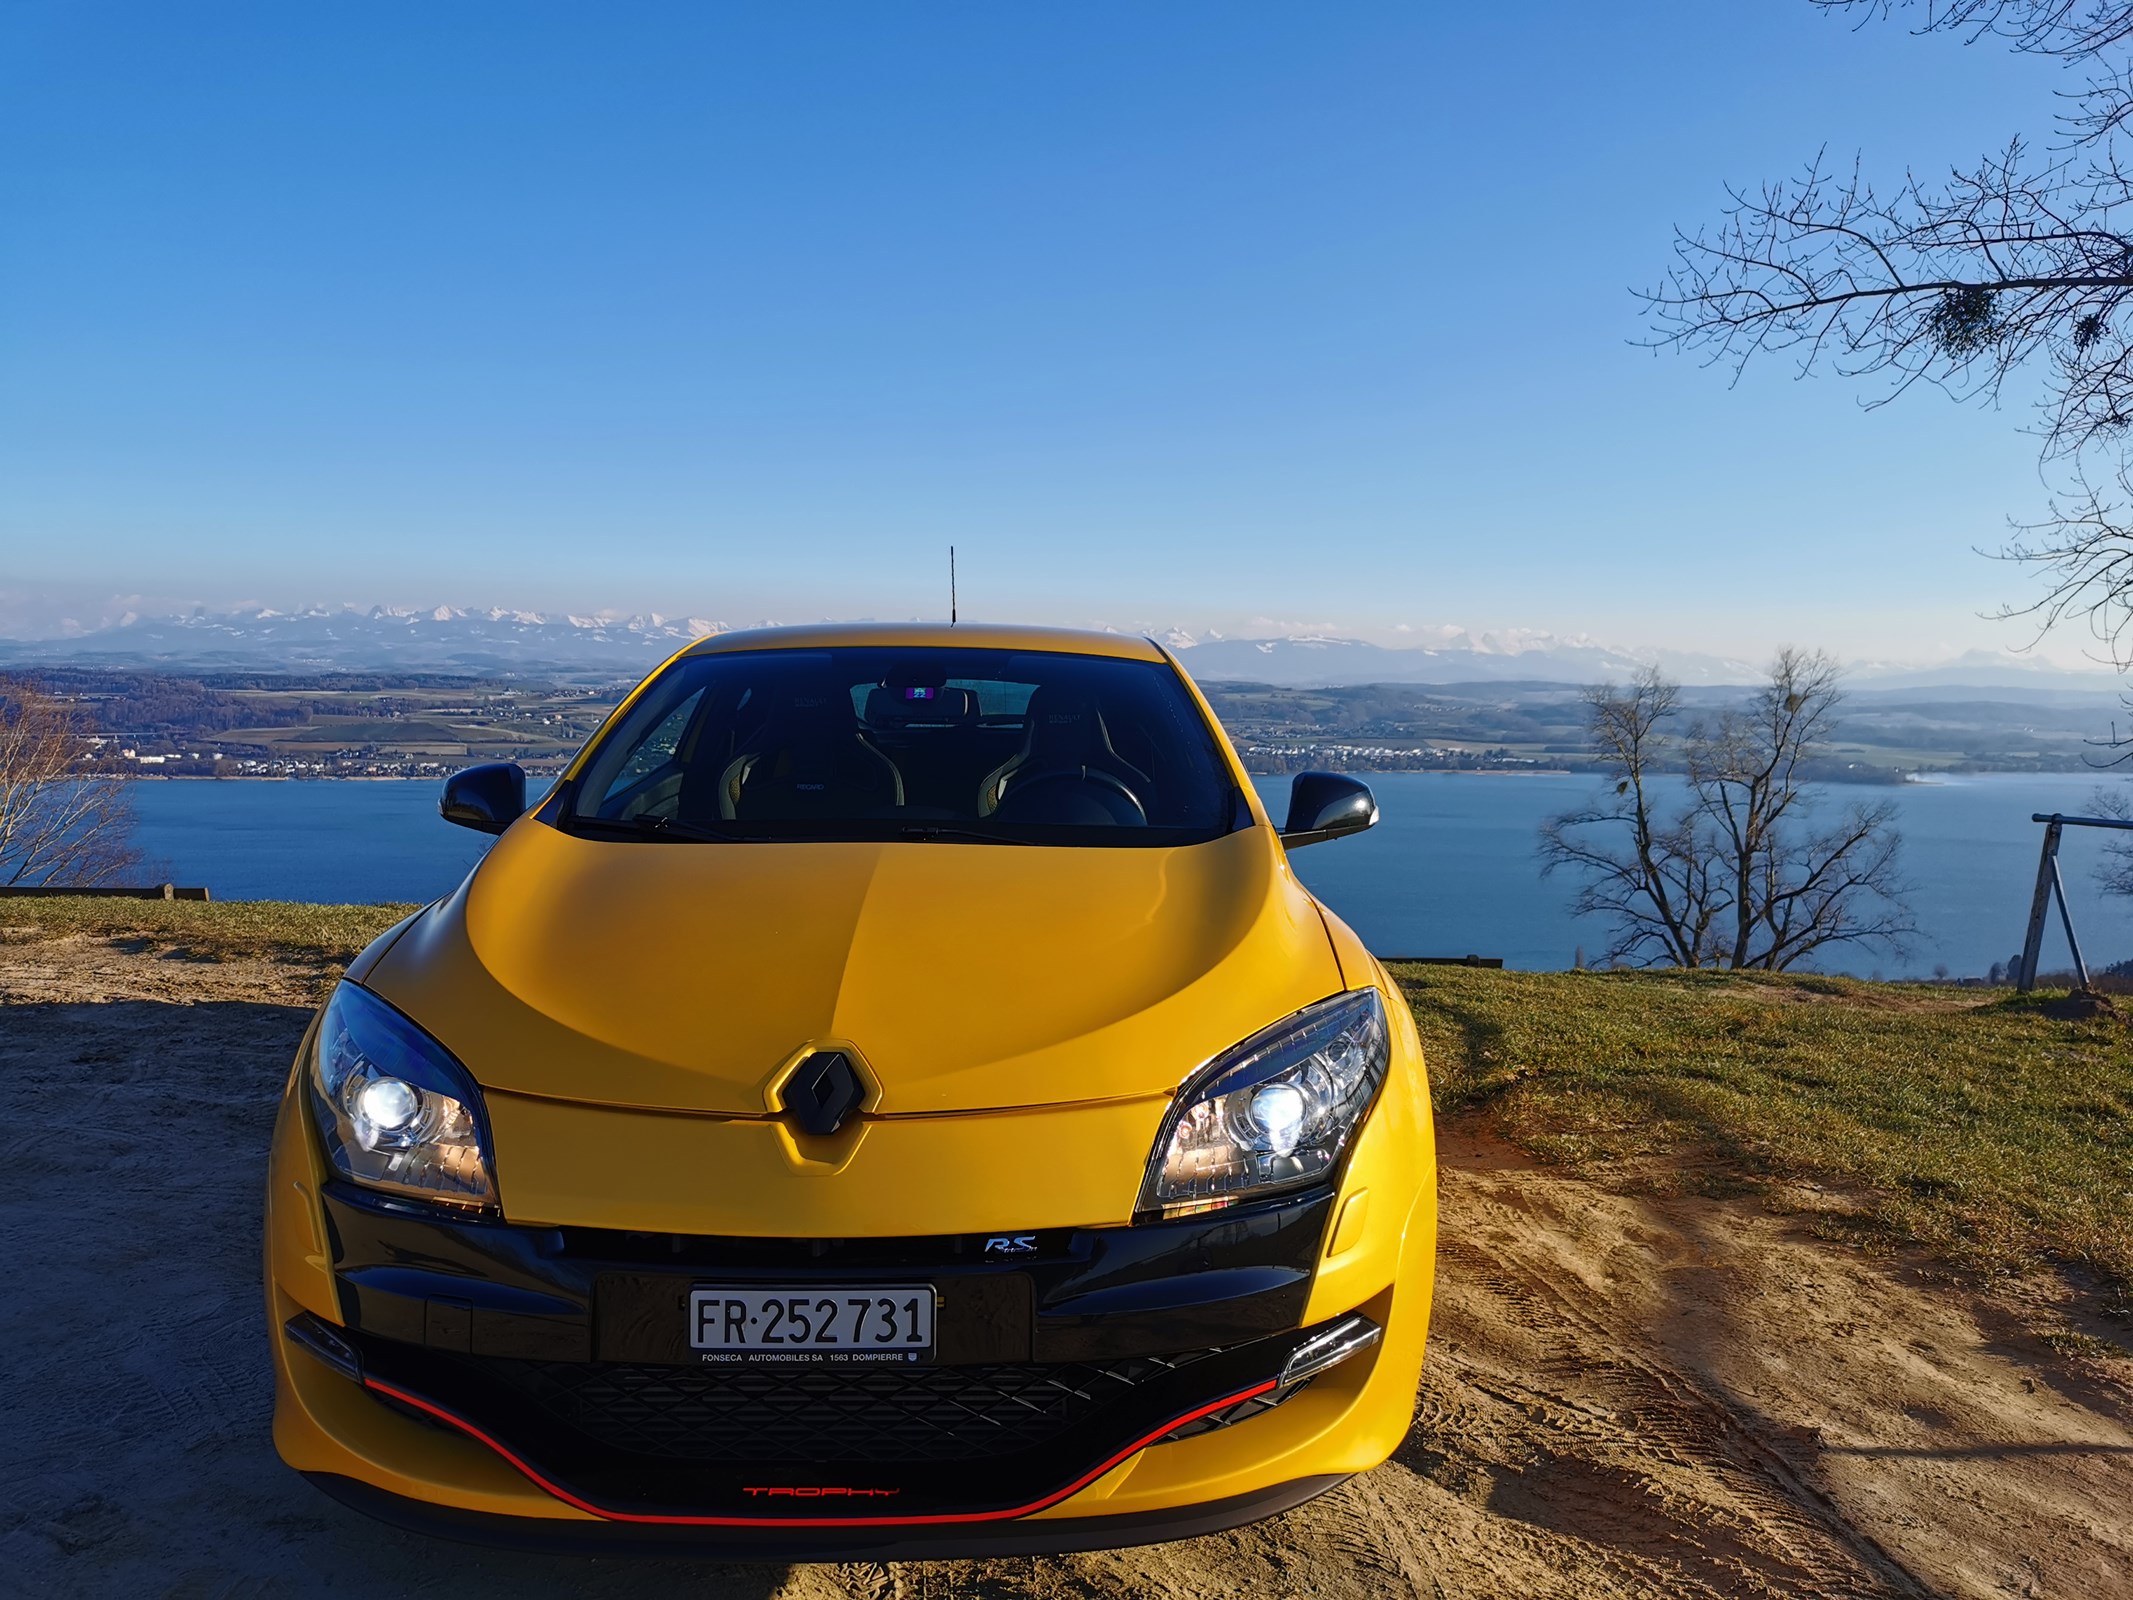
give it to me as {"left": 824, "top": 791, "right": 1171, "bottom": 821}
{"left": 1828, "top": 648, "right": 2120, "bottom": 691}
{"left": 1167, "top": 630, "right": 1761, "bottom": 687}
{"left": 0, "top": 605, "right": 730, "bottom": 675}
{"left": 1157, "top": 630, "right": 2120, "bottom": 690}
{"left": 0, "top": 605, "right": 2117, "bottom": 691}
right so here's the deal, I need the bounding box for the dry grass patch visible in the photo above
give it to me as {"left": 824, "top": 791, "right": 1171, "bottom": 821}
{"left": 1393, "top": 963, "right": 2133, "bottom": 1315}
{"left": 0, "top": 896, "right": 414, "bottom": 968}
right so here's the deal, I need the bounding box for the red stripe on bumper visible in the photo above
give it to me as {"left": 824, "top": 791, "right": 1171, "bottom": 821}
{"left": 361, "top": 1374, "right": 1281, "bottom": 1528}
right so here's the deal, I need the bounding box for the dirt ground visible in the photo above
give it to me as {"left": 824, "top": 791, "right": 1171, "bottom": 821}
{"left": 2, "top": 935, "right": 2129, "bottom": 1598}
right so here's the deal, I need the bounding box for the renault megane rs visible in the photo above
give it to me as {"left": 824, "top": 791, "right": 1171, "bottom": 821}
{"left": 263, "top": 622, "right": 1436, "bottom": 1556}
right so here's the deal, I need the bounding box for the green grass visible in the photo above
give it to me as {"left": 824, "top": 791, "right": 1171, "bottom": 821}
{"left": 264, "top": 718, "right": 481, "bottom": 744}
{"left": 1393, "top": 963, "right": 2133, "bottom": 1307}
{"left": 0, "top": 896, "right": 414, "bottom": 966}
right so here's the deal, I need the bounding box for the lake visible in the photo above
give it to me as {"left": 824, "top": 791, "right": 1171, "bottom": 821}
{"left": 122, "top": 772, "right": 2133, "bottom": 978}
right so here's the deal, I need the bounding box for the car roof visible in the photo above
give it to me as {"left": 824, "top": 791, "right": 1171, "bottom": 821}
{"left": 679, "top": 621, "right": 1169, "bottom": 662}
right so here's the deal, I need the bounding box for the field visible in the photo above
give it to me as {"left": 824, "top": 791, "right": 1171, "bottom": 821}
{"left": 26, "top": 667, "right": 2130, "bottom": 780}
{"left": 1398, "top": 963, "right": 2133, "bottom": 1312}
{"left": 205, "top": 683, "right": 612, "bottom": 767}
{"left": 33, "top": 670, "right": 619, "bottom": 776}
{"left": 1198, "top": 681, "right": 2126, "bottom": 778}
{"left": 2, "top": 900, "right": 2128, "bottom": 1597}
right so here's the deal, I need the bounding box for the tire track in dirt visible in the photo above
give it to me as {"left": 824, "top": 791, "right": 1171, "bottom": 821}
{"left": 1422, "top": 1275, "right": 1915, "bottom": 1597}
{"left": 1403, "top": 1132, "right": 2132, "bottom": 1599}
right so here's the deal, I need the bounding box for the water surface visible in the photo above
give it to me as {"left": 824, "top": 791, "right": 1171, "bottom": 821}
{"left": 124, "top": 773, "right": 2133, "bottom": 978}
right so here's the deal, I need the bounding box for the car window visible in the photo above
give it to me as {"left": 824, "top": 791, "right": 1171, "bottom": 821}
{"left": 594, "top": 688, "right": 704, "bottom": 807}
{"left": 564, "top": 647, "right": 1239, "bottom": 846}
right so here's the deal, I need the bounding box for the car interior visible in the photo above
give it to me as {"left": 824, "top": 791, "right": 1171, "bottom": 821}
{"left": 572, "top": 648, "right": 1233, "bottom": 837}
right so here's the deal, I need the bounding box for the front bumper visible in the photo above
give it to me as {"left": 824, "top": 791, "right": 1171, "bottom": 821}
{"left": 269, "top": 1176, "right": 1429, "bottom": 1550}
{"left": 293, "top": 1303, "right": 1367, "bottom": 1540}
{"left": 302, "top": 1466, "right": 1352, "bottom": 1559}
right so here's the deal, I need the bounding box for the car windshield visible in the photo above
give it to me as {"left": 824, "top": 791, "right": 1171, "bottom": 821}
{"left": 561, "top": 646, "right": 1241, "bottom": 846}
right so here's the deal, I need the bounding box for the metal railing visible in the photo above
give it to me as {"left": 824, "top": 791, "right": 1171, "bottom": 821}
{"left": 0, "top": 883, "right": 211, "bottom": 900}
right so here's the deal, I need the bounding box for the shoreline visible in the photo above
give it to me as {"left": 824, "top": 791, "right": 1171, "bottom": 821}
{"left": 121, "top": 767, "right": 1590, "bottom": 783}
{"left": 114, "top": 772, "right": 566, "bottom": 782}
{"left": 109, "top": 766, "right": 2082, "bottom": 784}
{"left": 1249, "top": 767, "right": 1577, "bottom": 778}
{"left": 115, "top": 769, "right": 1586, "bottom": 783}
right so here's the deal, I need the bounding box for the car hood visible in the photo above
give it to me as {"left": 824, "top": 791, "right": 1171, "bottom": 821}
{"left": 364, "top": 818, "right": 1344, "bottom": 1115}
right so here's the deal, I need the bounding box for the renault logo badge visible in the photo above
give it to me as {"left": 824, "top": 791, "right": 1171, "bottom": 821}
{"left": 779, "top": 1050, "right": 867, "bottom": 1136}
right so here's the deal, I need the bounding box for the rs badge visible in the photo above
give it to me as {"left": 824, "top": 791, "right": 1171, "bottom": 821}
{"left": 984, "top": 1234, "right": 1038, "bottom": 1255}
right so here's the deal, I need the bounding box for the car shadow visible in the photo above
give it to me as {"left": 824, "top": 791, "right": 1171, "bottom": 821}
{"left": 0, "top": 998, "right": 807, "bottom": 1596}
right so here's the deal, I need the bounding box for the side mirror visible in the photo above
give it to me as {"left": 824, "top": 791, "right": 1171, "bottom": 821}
{"left": 441, "top": 762, "right": 527, "bottom": 835}
{"left": 1280, "top": 771, "right": 1378, "bottom": 848}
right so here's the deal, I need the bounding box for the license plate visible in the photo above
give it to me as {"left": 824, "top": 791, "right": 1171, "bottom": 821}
{"left": 688, "top": 1285, "right": 936, "bottom": 1365}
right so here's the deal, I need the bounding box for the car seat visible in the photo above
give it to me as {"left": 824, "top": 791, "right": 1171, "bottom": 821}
{"left": 701, "top": 680, "right": 904, "bottom": 822}
{"left": 976, "top": 685, "right": 1151, "bottom": 817}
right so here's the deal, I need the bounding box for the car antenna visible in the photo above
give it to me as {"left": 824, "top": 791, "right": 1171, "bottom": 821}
{"left": 950, "top": 545, "right": 957, "bottom": 625}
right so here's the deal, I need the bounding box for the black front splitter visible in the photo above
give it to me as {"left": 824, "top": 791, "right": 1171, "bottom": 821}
{"left": 304, "top": 1469, "right": 1348, "bottom": 1560}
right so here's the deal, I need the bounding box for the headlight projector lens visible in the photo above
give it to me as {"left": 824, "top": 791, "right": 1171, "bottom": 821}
{"left": 354, "top": 1076, "right": 421, "bottom": 1145}
{"left": 1140, "top": 988, "right": 1389, "bottom": 1217}
{"left": 308, "top": 982, "right": 496, "bottom": 1208}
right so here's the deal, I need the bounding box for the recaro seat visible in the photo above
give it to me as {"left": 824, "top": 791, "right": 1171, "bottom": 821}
{"left": 704, "top": 680, "right": 904, "bottom": 822}
{"left": 976, "top": 685, "right": 1150, "bottom": 817}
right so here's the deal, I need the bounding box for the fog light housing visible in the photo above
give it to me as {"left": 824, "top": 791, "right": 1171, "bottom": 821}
{"left": 1278, "top": 1313, "right": 1382, "bottom": 1394}
{"left": 284, "top": 1313, "right": 363, "bottom": 1384}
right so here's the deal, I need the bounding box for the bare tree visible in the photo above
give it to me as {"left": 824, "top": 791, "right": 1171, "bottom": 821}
{"left": 1644, "top": 2, "right": 2133, "bottom": 661}
{"left": 1540, "top": 653, "right": 1914, "bottom": 969}
{"left": 2082, "top": 778, "right": 2133, "bottom": 889}
{"left": 0, "top": 677, "right": 145, "bottom": 888}
{"left": 1538, "top": 669, "right": 1724, "bottom": 966}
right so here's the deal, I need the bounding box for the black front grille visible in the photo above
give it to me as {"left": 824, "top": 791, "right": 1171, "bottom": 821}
{"left": 462, "top": 1352, "right": 1223, "bottom": 1464}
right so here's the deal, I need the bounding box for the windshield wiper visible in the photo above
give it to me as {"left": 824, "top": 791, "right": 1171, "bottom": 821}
{"left": 563, "top": 814, "right": 1031, "bottom": 846}
{"left": 892, "top": 825, "right": 1034, "bottom": 846}
{"left": 560, "top": 813, "right": 762, "bottom": 843}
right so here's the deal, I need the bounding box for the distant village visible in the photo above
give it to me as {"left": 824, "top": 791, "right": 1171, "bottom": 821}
{"left": 18, "top": 665, "right": 2112, "bottom": 783}
{"left": 39, "top": 672, "right": 609, "bottom": 780}
{"left": 85, "top": 734, "right": 577, "bottom": 781}
{"left": 1234, "top": 741, "right": 1553, "bottom": 774}
{"left": 85, "top": 733, "right": 1550, "bottom": 780}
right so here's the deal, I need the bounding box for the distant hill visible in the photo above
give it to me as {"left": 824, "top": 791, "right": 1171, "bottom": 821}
{"left": 0, "top": 605, "right": 2121, "bottom": 694}
{"left": 0, "top": 605, "right": 716, "bottom": 678}
{"left": 1195, "top": 678, "right": 2129, "bottom": 776}
{"left": 1173, "top": 634, "right": 2120, "bottom": 691}
{"left": 1167, "top": 631, "right": 1760, "bottom": 686}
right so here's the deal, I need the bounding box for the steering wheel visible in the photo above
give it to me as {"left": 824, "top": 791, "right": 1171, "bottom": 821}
{"left": 997, "top": 766, "right": 1147, "bottom": 825}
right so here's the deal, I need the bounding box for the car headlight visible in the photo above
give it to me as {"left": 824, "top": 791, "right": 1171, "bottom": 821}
{"left": 307, "top": 981, "right": 495, "bottom": 1209}
{"left": 1139, "top": 988, "right": 1389, "bottom": 1219}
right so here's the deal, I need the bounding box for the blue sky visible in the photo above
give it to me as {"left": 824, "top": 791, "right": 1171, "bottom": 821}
{"left": 0, "top": 2, "right": 2089, "bottom": 664}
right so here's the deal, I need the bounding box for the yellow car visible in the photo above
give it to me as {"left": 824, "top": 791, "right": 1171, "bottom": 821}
{"left": 263, "top": 622, "right": 1436, "bottom": 1556}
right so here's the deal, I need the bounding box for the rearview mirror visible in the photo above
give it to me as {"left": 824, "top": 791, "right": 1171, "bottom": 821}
{"left": 441, "top": 762, "right": 527, "bottom": 835}
{"left": 1279, "top": 772, "right": 1378, "bottom": 848}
